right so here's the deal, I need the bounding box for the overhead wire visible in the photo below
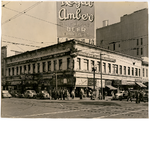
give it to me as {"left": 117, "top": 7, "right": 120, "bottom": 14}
{"left": 2, "top": 2, "right": 43, "bottom": 25}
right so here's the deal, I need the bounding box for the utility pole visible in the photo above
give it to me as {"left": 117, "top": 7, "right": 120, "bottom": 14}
{"left": 56, "top": 72, "right": 57, "bottom": 90}
{"left": 100, "top": 53, "right": 103, "bottom": 100}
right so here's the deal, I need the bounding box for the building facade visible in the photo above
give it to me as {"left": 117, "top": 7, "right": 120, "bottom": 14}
{"left": 4, "top": 39, "right": 148, "bottom": 96}
{"left": 96, "top": 8, "right": 148, "bottom": 58}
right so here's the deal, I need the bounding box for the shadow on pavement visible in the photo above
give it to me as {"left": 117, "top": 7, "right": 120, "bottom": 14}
{"left": 78, "top": 101, "right": 121, "bottom": 106}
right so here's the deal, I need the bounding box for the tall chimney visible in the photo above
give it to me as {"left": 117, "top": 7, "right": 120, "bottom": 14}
{"left": 103, "top": 20, "right": 109, "bottom": 27}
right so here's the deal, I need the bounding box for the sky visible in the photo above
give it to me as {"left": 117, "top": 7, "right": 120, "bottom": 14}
{"left": 1, "top": 1, "right": 148, "bottom": 56}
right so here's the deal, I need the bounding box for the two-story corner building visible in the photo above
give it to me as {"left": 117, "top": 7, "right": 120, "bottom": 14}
{"left": 4, "top": 39, "right": 148, "bottom": 96}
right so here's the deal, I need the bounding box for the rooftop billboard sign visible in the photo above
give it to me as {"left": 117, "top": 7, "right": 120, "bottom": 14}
{"left": 57, "top": 1, "right": 95, "bottom": 39}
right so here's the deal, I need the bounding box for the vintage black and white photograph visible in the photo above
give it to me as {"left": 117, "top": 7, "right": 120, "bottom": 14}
{"left": 1, "top": 1, "right": 149, "bottom": 119}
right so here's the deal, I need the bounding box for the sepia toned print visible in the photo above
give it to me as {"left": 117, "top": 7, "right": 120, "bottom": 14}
{"left": 1, "top": 1, "right": 148, "bottom": 118}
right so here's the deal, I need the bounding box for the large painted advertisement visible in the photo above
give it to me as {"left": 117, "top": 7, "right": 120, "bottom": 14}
{"left": 57, "top": 1, "right": 95, "bottom": 39}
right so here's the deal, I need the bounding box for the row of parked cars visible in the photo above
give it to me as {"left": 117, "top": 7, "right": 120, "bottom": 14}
{"left": 113, "top": 90, "right": 148, "bottom": 102}
{"left": 2, "top": 90, "right": 50, "bottom": 99}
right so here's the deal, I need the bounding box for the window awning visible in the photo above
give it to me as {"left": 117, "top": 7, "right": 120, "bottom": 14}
{"left": 106, "top": 85, "right": 117, "bottom": 90}
{"left": 122, "top": 82, "right": 135, "bottom": 85}
{"left": 136, "top": 82, "right": 147, "bottom": 88}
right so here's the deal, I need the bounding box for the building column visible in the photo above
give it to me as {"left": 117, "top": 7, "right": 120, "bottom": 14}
{"left": 22, "top": 65, "right": 24, "bottom": 74}
{"left": 14, "top": 67, "right": 17, "bottom": 76}
{"left": 45, "top": 61, "right": 48, "bottom": 72}
{"left": 6, "top": 69, "right": 8, "bottom": 76}
{"left": 40, "top": 62, "right": 42, "bottom": 73}
{"left": 30, "top": 63, "right": 33, "bottom": 74}
{"left": 35, "top": 63, "right": 38, "bottom": 73}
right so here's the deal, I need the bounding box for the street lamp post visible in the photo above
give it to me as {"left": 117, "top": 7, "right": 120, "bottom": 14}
{"left": 92, "top": 66, "right": 97, "bottom": 99}
{"left": 100, "top": 53, "right": 104, "bottom": 100}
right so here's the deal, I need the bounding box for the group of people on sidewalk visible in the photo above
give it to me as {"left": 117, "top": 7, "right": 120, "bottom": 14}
{"left": 126, "top": 89, "right": 145, "bottom": 104}
{"left": 49, "top": 88, "right": 75, "bottom": 100}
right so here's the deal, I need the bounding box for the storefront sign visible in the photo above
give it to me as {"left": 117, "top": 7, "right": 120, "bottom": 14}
{"left": 57, "top": 1, "right": 94, "bottom": 38}
{"left": 76, "top": 78, "right": 88, "bottom": 86}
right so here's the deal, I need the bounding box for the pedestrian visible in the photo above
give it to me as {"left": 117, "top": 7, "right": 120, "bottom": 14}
{"left": 111, "top": 91, "right": 114, "bottom": 100}
{"left": 49, "top": 89, "right": 52, "bottom": 100}
{"left": 63, "top": 88, "right": 66, "bottom": 100}
{"left": 127, "top": 90, "right": 132, "bottom": 102}
{"left": 66, "top": 89, "right": 70, "bottom": 100}
{"left": 80, "top": 88, "right": 84, "bottom": 99}
{"left": 136, "top": 91, "right": 140, "bottom": 104}
{"left": 60, "top": 88, "right": 63, "bottom": 100}
{"left": 71, "top": 89, "right": 75, "bottom": 99}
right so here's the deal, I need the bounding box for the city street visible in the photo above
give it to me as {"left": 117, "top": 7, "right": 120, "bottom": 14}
{"left": 1, "top": 97, "right": 148, "bottom": 118}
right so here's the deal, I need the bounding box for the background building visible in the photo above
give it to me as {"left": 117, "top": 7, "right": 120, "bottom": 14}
{"left": 96, "top": 8, "right": 148, "bottom": 58}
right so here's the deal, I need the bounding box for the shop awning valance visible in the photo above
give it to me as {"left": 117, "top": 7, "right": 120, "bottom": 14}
{"left": 106, "top": 85, "right": 117, "bottom": 90}
{"left": 136, "top": 82, "right": 147, "bottom": 88}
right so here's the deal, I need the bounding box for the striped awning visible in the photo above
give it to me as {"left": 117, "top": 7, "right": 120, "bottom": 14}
{"left": 136, "top": 82, "right": 147, "bottom": 88}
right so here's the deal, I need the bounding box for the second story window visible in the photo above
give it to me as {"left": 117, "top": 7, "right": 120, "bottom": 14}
{"left": 33, "top": 64, "right": 35, "bottom": 73}
{"left": 12, "top": 67, "right": 14, "bottom": 75}
{"left": 77, "top": 58, "right": 81, "bottom": 70}
{"left": 67, "top": 58, "right": 71, "bottom": 69}
{"left": 42, "top": 62, "right": 46, "bottom": 72}
{"left": 139, "top": 69, "right": 141, "bottom": 77}
{"left": 108, "top": 63, "right": 111, "bottom": 73}
{"left": 9, "top": 68, "right": 11, "bottom": 76}
{"left": 84, "top": 59, "right": 89, "bottom": 71}
{"left": 116, "top": 65, "right": 118, "bottom": 74}
{"left": 113, "top": 64, "right": 115, "bottom": 74}
{"left": 91, "top": 60, "right": 94, "bottom": 70}
{"left": 16, "top": 66, "right": 19, "bottom": 75}
{"left": 124, "top": 66, "right": 126, "bottom": 75}
{"left": 137, "top": 48, "right": 139, "bottom": 55}
{"left": 141, "top": 48, "right": 143, "bottom": 55}
{"left": 137, "top": 39, "right": 139, "bottom": 45}
{"left": 28, "top": 64, "right": 30, "bottom": 73}
{"left": 37, "top": 63, "right": 40, "bottom": 73}
{"left": 141, "top": 38, "right": 143, "bottom": 45}
{"left": 59, "top": 59, "right": 62, "bottom": 70}
{"left": 103, "top": 62, "right": 106, "bottom": 73}
{"left": 97, "top": 61, "right": 101, "bottom": 72}
{"left": 143, "top": 68, "right": 145, "bottom": 77}
{"left": 146, "top": 69, "right": 148, "bottom": 77}
{"left": 128, "top": 67, "right": 130, "bottom": 75}
{"left": 120, "top": 65, "right": 122, "bottom": 74}
{"left": 132, "top": 67, "right": 134, "bottom": 76}
{"left": 135, "top": 68, "right": 138, "bottom": 76}
{"left": 20, "top": 66, "right": 22, "bottom": 74}
{"left": 54, "top": 60, "right": 57, "bottom": 71}
{"left": 48, "top": 61, "right": 51, "bottom": 71}
{"left": 24, "top": 65, "right": 27, "bottom": 73}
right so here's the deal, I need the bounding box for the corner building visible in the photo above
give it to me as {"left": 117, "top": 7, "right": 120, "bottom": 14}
{"left": 4, "top": 39, "right": 148, "bottom": 96}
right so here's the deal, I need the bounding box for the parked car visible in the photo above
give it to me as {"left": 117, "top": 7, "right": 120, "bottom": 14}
{"left": 37, "top": 90, "right": 50, "bottom": 99}
{"left": 114, "top": 91, "right": 124, "bottom": 100}
{"left": 24, "top": 90, "right": 37, "bottom": 98}
{"left": 143, "top": 90, "right": 148, "bottom": 102}
{"left": 2, "top": 90, "right": 12, "bottom": 98}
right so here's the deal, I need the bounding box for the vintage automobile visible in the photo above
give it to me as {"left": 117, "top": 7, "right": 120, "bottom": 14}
{"left": 2, "top": 90, "right": 12, "bottom": 98}
{"left": 24, "top": 90, "right": 37, "bottom": 98}
{"left": 143, "top": 90, "right": 148, "bottom": 102}
{"left": 37, "top": 90, "right": 50, "bottom": 99}
{"left": 114, "top": 91, "right": 124, "bottom": 100}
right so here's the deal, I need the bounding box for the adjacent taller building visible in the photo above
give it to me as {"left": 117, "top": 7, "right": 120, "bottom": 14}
{"left": 96, "top": 8, "right": 148, "bottom": 58}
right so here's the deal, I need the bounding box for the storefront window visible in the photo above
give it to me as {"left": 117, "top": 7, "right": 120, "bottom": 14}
{"left": 24, "top": 65, "right": 27, "bottom": 73}
{"left": 141, "top": 48, "right": 143, "bottom": 55}
{"left": 59, "top": 59, "right": 62, "bottom": 70}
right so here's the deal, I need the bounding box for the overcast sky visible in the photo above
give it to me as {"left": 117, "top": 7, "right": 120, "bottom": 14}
{"left": 1, "top": 1, "right": 148, "bottom": 56}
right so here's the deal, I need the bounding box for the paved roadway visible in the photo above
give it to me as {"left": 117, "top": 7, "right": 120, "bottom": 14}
{"left": 1, "top": 97, "right": 148, "bottom": 118}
